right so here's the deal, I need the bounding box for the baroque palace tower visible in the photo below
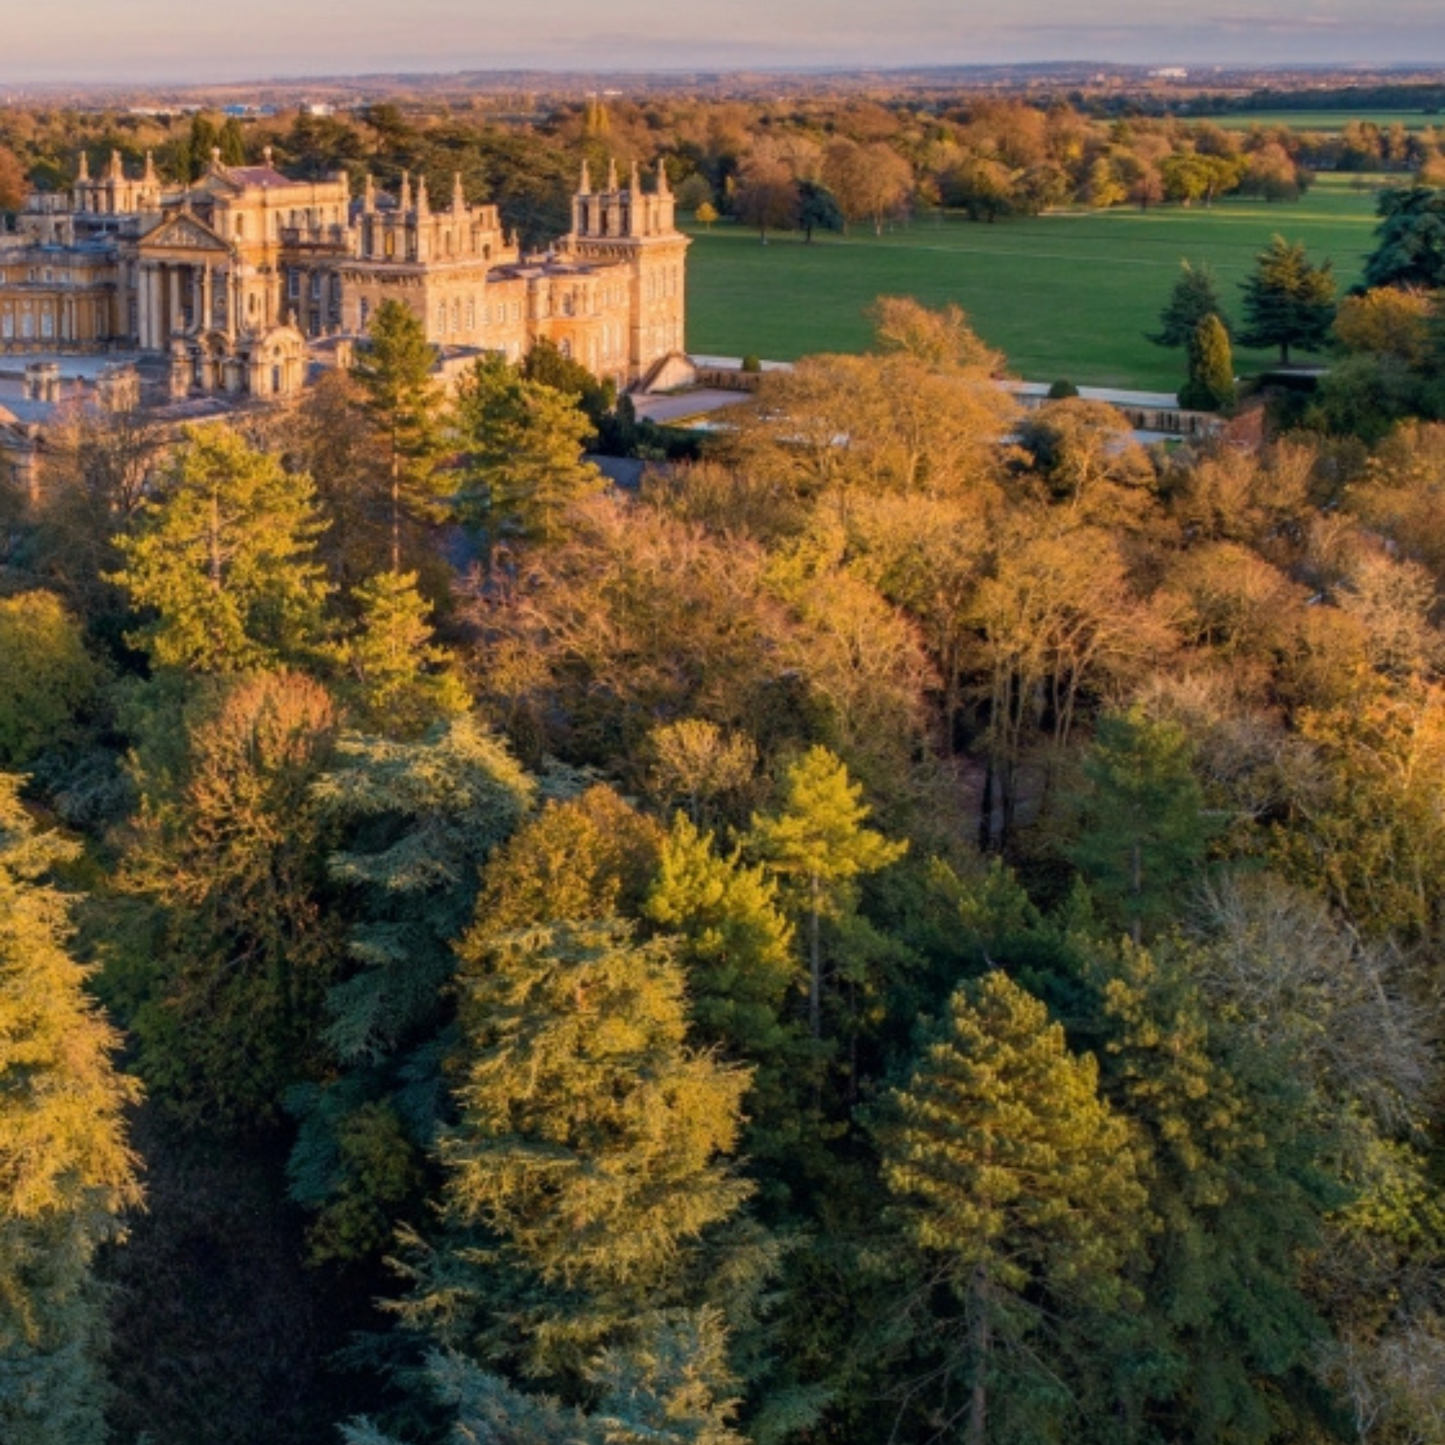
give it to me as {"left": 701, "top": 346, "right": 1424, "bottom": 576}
{"left": 0, "top": 148, "right": 688, "bottom": 400}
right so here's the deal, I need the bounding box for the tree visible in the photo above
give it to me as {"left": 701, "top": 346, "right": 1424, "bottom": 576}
{"left": 1150, "top": 260, "right": 1230, "bottom": 348}
{"left": 453, "top": 353, "right": 602, "bottom": 551}
{"left": 1238, "top": 235, "right": 1336, "bottom": 366}
{"left": 695, "top": 200, "right": 719, "bottom": 230}
{"left": 1065, "top": 708, "right": 1212, "bottom": 943}
{"left": 748, "top": 746, "right": 906, "bottom": 1038}
{"left": 0, "top": 776, "right": 142, "bottom": 1445}
{"left": 123, "top": 672, "right": 343, "bottom": 1129}
{"left": 733, "top": 155, "right": 798, "bottom": 242}
{"left": 1332, "top": 286, "right": 1434, "bottom": 368}
{"left": 822, "top": 139, "right": 913, "bottom": 235}
{"left": 0, "top": 592, "right": 99, "bottom": 767}
{"left": 796, "top": 180, "right": 843, "bottom": 243}
{"left": 351, "top": 299, "right": 448, "bottom": 571}
{"left": 108, "top": 423, "right": 329, "bottom": 674}
{"left": 1362, "top": 185, "right": 1445, "bottom": 291}
{"left": 287, "top": 717, "right": 535, "bottom": 1260}
{"left": 876, "top": 971, "right": 1146, "bottom": 1445}
{"left": 644, "top": 813, "right": 804, "bottom": 1159}
{"left": 1179, "top": 313, "right": 1236, "bottom": 412}
{"left": 402, "top": 917, "right": 757, "bottom": 1403}
{"left": 333, "top": 569, "right": 468, "bottom": 739}
{"left": 0, "top": 146, "right": 27, "bottom": 212}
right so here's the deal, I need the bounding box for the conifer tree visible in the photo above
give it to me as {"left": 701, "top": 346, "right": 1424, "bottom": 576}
{"left": 1066, "top": 708, "right": 1211, "bottom": 943}
{"left": 1179, "top": 313, "right": 1237, "bottom": 412}
{"left": 352, "top": 300, "right": 448, "bottom": 570}
{"left": 1238, "top": 235, "right": 1336, "bottom": 365}
{"left": 415, "top": 919, "right": 756, "bottom": 1389}
{"left": 453, "top": 353, "right": 603, "bottom": 552}
{"left": 109, "top": 423, "right": 329, "bottom": 674}
{"left": 0, "top": 777, "right": 142, "bottom": 1444}
{"left": 748, "top": 747, "right": 906, "bottom": 1038}
{"left": 334, "top": 569, "right": 468, "bottom": 739}
{"left": 287, "top": 718, "right": 534, "bottom": 1260}
{"left": 876, "top": 971, "right": 1146, "bottom": 1445}
{"left": 124, "top": 671, "right": 342, "bottom": 1128}
{"left": 1150, "top": 259, "right": 1230, "bottom": 348}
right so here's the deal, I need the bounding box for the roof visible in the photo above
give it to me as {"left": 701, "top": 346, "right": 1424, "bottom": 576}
{"left": 223, "top": 166, "right": 300, "bottom": 190}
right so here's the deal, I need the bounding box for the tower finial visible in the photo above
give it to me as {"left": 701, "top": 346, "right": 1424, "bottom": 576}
{"left": 399, "top": 169, "right": 412, "bottom": 211}
{"left": 630, "top": 159, "right": 641, "bottom": 194}
{"left": 143, "top": 150, "right": 157, "bottom": 184}
{"left": 580, "top": 158, "right": 591, "bottom": 194}
{"left": 364, "top": 173, "right": 376, "bottom": 212}
{"left": 77, "top": 150, "right": 90, "bottom": 183}
{"left": 606, "top": 156, "right": 618, "bottom": 192}
{"left": 415, "top": 173, "right": 429, "bottom": 213}
{"left": 452, "top": 171, "right": 465, "bottom": 213}
{"left": 656, "top": 158, "right": 671, "bottom": 196}
{"left": 107, "top": 150, "right": 123, "bottom": 182}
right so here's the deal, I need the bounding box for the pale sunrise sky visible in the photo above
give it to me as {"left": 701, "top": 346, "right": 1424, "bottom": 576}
{"left": 3, "top": 0, "right": 1443, "bottom": 83}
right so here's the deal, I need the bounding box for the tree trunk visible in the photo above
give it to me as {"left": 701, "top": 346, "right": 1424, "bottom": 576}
{"left": 968, "top": 1263, "right": 990, "bottom": 1445}
{"left": 809, "top": 873, "right": 822, "bottom": 1039}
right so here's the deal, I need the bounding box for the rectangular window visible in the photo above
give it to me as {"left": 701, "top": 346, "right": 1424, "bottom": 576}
{"left": 287, "top": 269, "right": 300, "bottom": 300}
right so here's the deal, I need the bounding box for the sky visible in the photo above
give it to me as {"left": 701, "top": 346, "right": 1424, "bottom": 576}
{"left": 3, "top": 0, "right": 1444, "bottom": 84}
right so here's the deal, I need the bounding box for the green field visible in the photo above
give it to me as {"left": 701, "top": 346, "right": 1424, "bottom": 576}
{"left": 684, "top": 175, "right": 1384, "bottom": 390}
{"left": 1205, "top": 109, "right": 1439, "bottom": 131}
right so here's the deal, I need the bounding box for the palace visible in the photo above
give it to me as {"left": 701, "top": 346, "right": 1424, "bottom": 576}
{"left": 0, "top": 148, "right": 689, "bottom": 401}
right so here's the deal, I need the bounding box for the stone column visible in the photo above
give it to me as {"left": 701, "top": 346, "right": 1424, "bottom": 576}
{"left": 202, "top": 265, "right": 213, "bottom": 333}
{"left": 169, "top": 267, "right": 182, "bottom": 340}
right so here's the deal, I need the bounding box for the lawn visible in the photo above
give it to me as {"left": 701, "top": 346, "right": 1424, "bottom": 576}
{"left": 1204, "top": 109, "right": 1440, "bottom": 131}
{"left": 684, "top": 175, "right": 1385, "bottom": 391}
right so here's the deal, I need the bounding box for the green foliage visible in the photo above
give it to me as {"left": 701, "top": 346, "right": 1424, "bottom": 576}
{"left": 1065, "top": 708, "right": 1212, "bottom": 943}
{"left": 1362, "top": 185, "right": 1445, "bottom": 290}
{"left": 351, "top": 300, "right": 449, "bottom": 569}
{"left": 453, "top": 353, "right": 603, "bottom": 549}
{"left": 109, "top": 423, "right": 330, "bottom": 674}
{"left": 123, "top": 671, "right": 343, "bottom": 1129}
{"left": 875, "top": 970, "right": 1146, "bottom": 1445}
{"left": 796, "top": 181, "right": 844, "bottom": 243}
{"left": 748, "top": 746, "right": 906, "bottom": 1039}
{"left": 422, "top": 918, "right": 755, "bottom": 1387}
{"left": 475, "top": 785, "right": 663, "bottom": 933}
{"left": 1179, "top": 313, "right": 1237, "bottom": 412}
{"left": 333, "top": 569, "right": 468, "bottom": 739}
{"left": 0, "top": 591, "right": 99, "bottom": 766}
{"left": 522, "top": 337, "right": 617, "bottom": 425}
{"left": 1083, "top": 936, "right": 1338, "bottom": 1444}
{"left": 1150, "top": 259, "right": 1231, "bottom": 348}
{"left": 1238, "top": 234, "right": 1337, "bottom": 365}
{"left": 287, "top": 718, "right": 534, "bottom": 1260}
{"left": 0, "top": 776, "right": 141, "bottom": 1445}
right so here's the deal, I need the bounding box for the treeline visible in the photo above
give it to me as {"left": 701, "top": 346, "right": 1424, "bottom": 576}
{"left": 5, "top": 293, "right": 1445, "bottom": 1443}
{"left": 0, "top": 91, "right": 1378, "bottom": 241}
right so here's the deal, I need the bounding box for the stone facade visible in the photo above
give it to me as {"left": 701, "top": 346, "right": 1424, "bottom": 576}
{"left": 0, "top": 148, "right": 688, "bottom": 400}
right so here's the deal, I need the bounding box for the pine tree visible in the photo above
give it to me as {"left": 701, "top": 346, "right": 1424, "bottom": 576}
{"left": 423, "top": 918, "right": 756, "bottom": 1386}
{"left": 1238, "top": 235, "right": 1336, "bottom": 366}
{"left": 334, "top": 569, "right": 468, "bottom": 739}
{"left": 453, "top": 353, "right": 603, "bottom": 552}
{"left": 1066, "top": 708, "right": 1212, "bottom": 943}
{"left": 0, "top": 777, "right": 142, "bottom": 1445}
{"left": 1083, "top": 937, "right": 1336, "bottom": 1445}
{"left": 1150, "top": 260, "right": 1231, "bottom": 348}
{"left": 748, "top": 747, "right": 906, "bottom": 1038}
{"left": 1179, "top": 313, "right": 1237, "bottom": 412}
{"left": 108, "top": 423, "right": 329, "bottom": 674}
{"left": 876, "top": 971, "right": 1146, "bottom": 1445}
{"left": 351, "top": 300, "right": 448, "bottom": 571}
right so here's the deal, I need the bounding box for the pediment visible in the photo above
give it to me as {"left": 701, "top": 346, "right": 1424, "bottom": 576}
{"left": 139, "top": 211, "right": 230, "bottom": 256}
